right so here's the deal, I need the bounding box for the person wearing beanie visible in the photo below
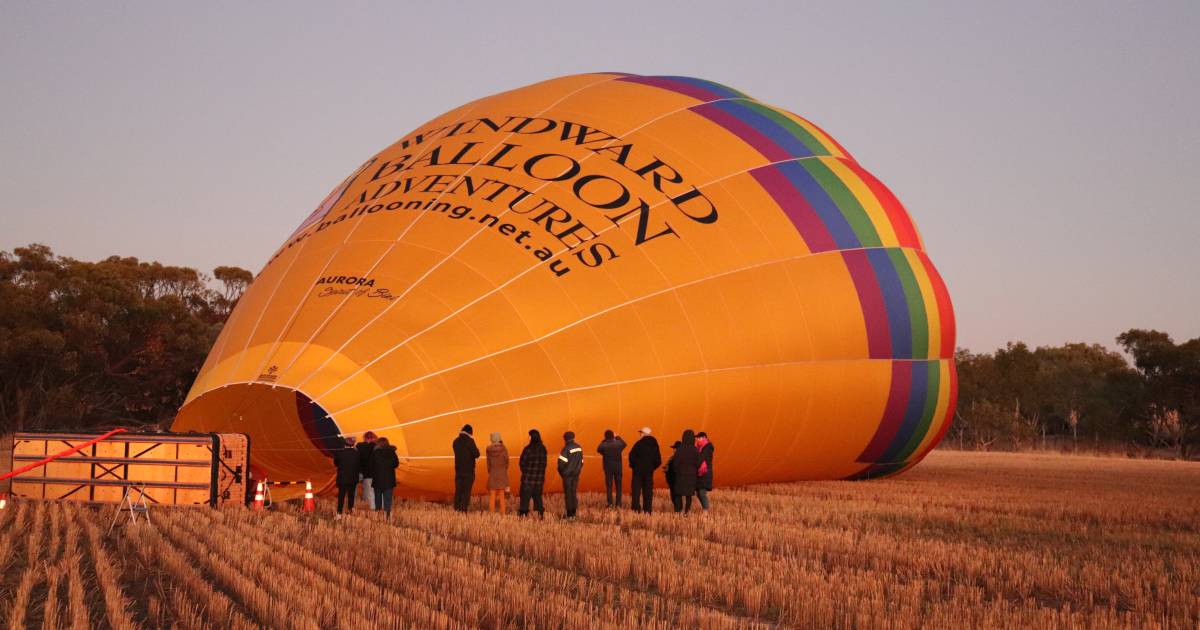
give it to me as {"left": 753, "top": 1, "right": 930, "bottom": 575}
{"left": 452, "top": 424, "right": 480, "bottom": 512}
{"left": 518, "top": 429, "right": 547, "bottom": 517}
{"left": 556, "top": 431, "right": 584, "bottom": 520}
{"left": 596, "top": 429, "right": 627, "bottom": 508}
{"left": 486, "top": 432, "right": 510, "bottom": 514}
{"left": 628, "top": 426, "right": 661, "bottom": 513}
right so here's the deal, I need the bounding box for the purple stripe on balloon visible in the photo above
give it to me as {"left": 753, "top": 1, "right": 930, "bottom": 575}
{"left": 691, "top": 103, "right": 792, "bottom": 162}
{"left": 618, "top": 75, "right": 724, "bottom": 102}
{"left": 841, "top": 249, "right": 893, "bottom": 359}
{"left": 857, "top": 361, "right": 913, "bottom": 462}
{"left": 750, "top": 166, "right": 837, "bottom": 252}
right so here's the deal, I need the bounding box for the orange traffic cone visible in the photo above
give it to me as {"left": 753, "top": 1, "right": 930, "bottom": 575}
{"left": 252, "top": 482, "right": 265, "bottom": 511}
{"left": 0, "top": 492, "right": 7, "bottom": 510}
{"left": 302, "top": 481, "right": 316, "bottom": 512}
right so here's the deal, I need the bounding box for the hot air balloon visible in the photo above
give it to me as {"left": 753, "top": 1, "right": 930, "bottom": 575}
{"left": 173, "top": 73, "right": 956, "bottom": 499}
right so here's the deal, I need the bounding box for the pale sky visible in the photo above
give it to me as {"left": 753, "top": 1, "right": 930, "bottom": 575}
{"left": 2, "top": 1, "right": 1197, "bottom": 352}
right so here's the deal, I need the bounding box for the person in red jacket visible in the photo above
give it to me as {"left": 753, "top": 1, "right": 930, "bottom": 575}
{"left": 695, "top": 431, "right": 714, "bottom": 513}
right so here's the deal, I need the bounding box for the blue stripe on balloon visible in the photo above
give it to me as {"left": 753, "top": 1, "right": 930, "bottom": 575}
{"left": 657, "top": 76, "right": 746, "bottom": 99}
{"left": 713, "top": 101, "right": 815, "bottom": 159}
{"left": 866, "top": 248, "right": 913, "bottom": 357}
{"left": 777, "top": 161, "right": 860, "bottom": 250}
{"left": 879, "top": 359, "right": 930, "bottom": 463}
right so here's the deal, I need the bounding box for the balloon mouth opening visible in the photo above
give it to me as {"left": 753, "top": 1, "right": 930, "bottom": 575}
{"left": 294, "top": 390, "right": 344, "bottom": 458}
{"left": 175, "top": 382, "right": 346, "bottom": 475}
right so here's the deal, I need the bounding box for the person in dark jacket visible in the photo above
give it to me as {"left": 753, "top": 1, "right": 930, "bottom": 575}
{"left": 664, "top": 440, "right": 683, "bottom": 513}
{"left": 333, "top": 436, "right": 360, "bottom": 516}
{"left": 356, "top": 431, "right": 378, "bottom": 510}
{"left": 695, "top": 431, "right": 714, "bottom": 512}
{"left": 557, "top": 431, "right": 584, "bottom": 520}
{"left": 370, "top": 437, "right": 399, "bottom": 516}
{"left": 596, "top": 429, "right": 627, "bottom": 507}
{"left": 452, "top": 424, "right": 480, "bottom": 512}
{"left": 627, "top": 427, "right": 661, "bottom": 513}
{"left": 673, "top": 429, "right": 701, "bottom": 514}
{"left": 518, "top": 429, "right": 547, "bottom": 518}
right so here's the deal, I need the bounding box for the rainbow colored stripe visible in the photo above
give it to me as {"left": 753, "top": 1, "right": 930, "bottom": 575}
{"left": 623, "top": 74, "right": 956, "bottom": 477}
{"left": 690, "top": 100, "right": 850, "bottom": 161}
{"left": 618, "top": 74, "right": 748, "bottom": 102}
{"left": 841, "top": 248, "right": 954, "bottom": 360}
{"left": 847, "top": 361, "right": 958, "bottom": 479}
{"left": 750, "top": 158, "right": 922, "bottom": 252}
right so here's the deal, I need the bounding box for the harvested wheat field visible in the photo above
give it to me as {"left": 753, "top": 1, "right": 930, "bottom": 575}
{"left": 1, "top": 451, "right": 1197, "bottom": 629}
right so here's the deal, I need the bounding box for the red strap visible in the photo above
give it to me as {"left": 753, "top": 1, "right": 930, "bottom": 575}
{"left": 0, "top": 428, "right": 127, "bottom": 481}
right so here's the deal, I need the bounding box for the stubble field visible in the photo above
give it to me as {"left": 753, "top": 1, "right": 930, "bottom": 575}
{"left": 1, "top": 450, "right": 1197, "bottom": 629}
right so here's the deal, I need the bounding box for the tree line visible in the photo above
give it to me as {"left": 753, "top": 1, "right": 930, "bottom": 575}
{"left": 953, "top": 334, "right": 1198, "bottom": 458}
{"left": 1, "top": 244, "right": 1196, "bottom": 459}
{"left": 0, "top": 244, "right": 250, "bottom": 432}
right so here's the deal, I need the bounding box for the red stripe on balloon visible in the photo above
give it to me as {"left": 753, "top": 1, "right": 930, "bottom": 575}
{"left": 840, "top": 250, "right": 892, "bottom": 359}
{"left": 620, "top": 75, "right": 723, "bottom": 102}
{"left": 916, "top": 251, "right": 955, "bottom": 358}
{"left": 857, "top": 361, "right": 913, "bottom": 462}
{"left": 691, "top": 104, "right": 793, "bottom": 162}
{"left": 749, "top": 166, "right": 838, "bottom": 252}
{"left": 841, "top": 160, "right": 920, "bottom": 248}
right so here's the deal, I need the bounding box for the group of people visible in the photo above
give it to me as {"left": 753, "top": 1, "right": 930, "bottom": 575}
{"left": 332, "top": 431, "right": 399, "bottom": 517}
{"left": 453, "top": 424, "right": 715, "bottom": 519}
{"left": 332, "top": 425, "right": 715, "bottom": 520}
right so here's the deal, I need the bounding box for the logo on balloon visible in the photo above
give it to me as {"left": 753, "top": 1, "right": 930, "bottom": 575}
{"left": 314, "top": 275, "right": 395, "bottom": 301}
{"left": 271, "top": 115, "right": 720, "bottom": 279}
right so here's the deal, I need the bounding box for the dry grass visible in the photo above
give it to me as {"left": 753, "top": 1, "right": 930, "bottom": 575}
{"left": 0, "top": 451, "right": 1196, "bottom": 628}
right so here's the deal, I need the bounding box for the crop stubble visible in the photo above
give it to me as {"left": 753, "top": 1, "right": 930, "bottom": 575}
{"left": 0, "top": 451, "right": 1196, "bottom": 628}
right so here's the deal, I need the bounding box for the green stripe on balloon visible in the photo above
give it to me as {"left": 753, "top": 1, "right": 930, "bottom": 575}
{"left": 896, "top": 361, "right": 942, "bottom": 462}
{"left": 888, "top": 248, "right": 928, "bottom": 358}
{"left": 742, "top": 101, "right": 831, "bottom": 156}
{"left": 800, "top": 160, "right": 881, "bottom": 247}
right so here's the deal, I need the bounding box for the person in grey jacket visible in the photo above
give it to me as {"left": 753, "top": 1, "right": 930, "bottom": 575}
{"left": 557, "top": 431, "right": 584, "bottom": 520}
{"left": 596, "top": 429, "right": 627, "bottom": 507}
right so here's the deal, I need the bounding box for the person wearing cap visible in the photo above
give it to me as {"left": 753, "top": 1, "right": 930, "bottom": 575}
{"left": 452, "top": 424, "right": 480, "bottom": 512}
{"left": 486, "top": 432, "right": 510, "bottom": 514}
{"left": 333, "top": 436, "right": 360, "bottom": 517}
{"left": 357, "top": 431, "right": 378, "bottom": 510}
{"left": 518, "top": 429, "right": 547, "bottom": 518}
{"left": 596, "top": 429, "right": 627, "bottom": 508}
{"left": 627, "top": 427, "right": 661, "bottom": 513}
{"left": 556, "top": 431, "right": 584, "bottom": 520}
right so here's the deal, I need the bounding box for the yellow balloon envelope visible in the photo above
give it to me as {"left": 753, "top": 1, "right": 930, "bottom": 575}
{"left": 174, "top": 73, "right": 957, "bottom": 498}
